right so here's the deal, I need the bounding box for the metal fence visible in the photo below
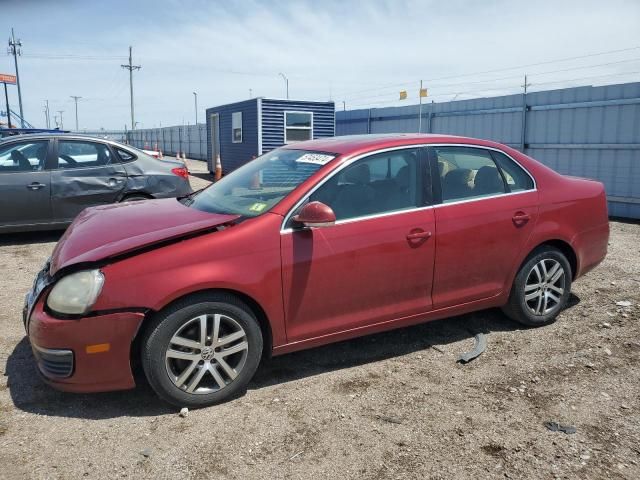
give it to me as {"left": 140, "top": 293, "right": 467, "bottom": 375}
{"left": 125, "top": 124, "right": 208, "bottom": 160}
{"left": 336, "top": 81, "right": 640, "bottom": 219}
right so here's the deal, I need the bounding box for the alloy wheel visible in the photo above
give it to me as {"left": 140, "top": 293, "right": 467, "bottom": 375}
{"left": 165, "top": 313, "right": 248, "bottom": 394}
{"left": 524, "top": 259, "right": 565, "bottom": 316}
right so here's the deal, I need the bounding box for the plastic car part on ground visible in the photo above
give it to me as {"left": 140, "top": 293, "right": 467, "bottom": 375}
{"left": 456, "top": 333, "right": 487, "bottom": 363}
{"left": 544, "top": 421, "right": 577, "bottom": 434}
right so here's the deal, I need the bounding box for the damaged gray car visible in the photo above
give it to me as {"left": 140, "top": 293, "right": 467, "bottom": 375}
{"left": 0, "top": 134, "right": 192, "bottom": 233}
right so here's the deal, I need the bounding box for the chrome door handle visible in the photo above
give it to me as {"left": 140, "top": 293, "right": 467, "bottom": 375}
{"left": 26, "top": 182, "right": 46, "bottom": 190}
{"left": 406, "top": 230, "right": 432, "bottom": 240}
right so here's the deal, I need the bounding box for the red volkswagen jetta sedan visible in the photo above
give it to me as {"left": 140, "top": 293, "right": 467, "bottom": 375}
{"left": 24, "top": 134, "right": 609, "bottom": 407}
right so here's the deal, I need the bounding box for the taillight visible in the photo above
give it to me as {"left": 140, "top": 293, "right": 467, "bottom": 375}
{"left": 171, "top": 167, "right": 189, "bottom": 179}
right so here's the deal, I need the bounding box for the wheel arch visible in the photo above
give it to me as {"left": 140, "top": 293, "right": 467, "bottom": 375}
{"left": 521, "top": 239, "right": 578, "bottom": 280}
{"left": 130, "top": 288, "right": 274, "bottom": 378}
{"left": 120, "top": 191, "right": 154, "bottom": 201}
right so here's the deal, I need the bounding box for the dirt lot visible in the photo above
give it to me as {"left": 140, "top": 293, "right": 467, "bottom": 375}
{"left": 0, "top": 174, "right": 639, "bottom": 478}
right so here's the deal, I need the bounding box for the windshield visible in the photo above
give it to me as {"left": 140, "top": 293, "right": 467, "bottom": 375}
{"left": 187, "top": 149, "right": 337, "bottom": 217}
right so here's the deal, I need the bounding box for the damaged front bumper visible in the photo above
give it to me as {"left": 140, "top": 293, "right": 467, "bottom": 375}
{"left": 27, "top": 298, "right": 145, "bottom": 393}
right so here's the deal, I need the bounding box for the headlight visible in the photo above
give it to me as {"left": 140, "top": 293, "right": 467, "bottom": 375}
{"left": 47, "top": 270, "right": 104, "bottom": 315}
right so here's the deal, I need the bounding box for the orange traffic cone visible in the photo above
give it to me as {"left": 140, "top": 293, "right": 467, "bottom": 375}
{"left": 214, "top": 155, "right": 222, "bottom": 181}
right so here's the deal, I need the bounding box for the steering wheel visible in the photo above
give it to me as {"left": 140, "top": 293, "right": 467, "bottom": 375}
{"left": 59, "top": 154, "right": 78, "bottom": 166}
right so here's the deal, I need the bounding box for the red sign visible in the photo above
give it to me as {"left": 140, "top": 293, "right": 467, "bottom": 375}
{"left": 0, "top": 73, "right": 17, "bottom": 84}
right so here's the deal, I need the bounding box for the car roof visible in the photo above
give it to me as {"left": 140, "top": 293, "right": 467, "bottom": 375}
{"left": 281, "top": 133, "right": 509, "bottom": 156}
{"left": 0, "top": 132, "right": 128, "bottom": 146}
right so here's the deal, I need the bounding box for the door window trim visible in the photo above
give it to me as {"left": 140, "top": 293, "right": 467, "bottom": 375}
{"left": 0, "top": 138, "right": 54, "bottom": 173}
{"left": 51, "top": 139, "right": 119, "bottom": 171}
{"left": 280, "top": 143, "right": 537, "bottom": 232}
{"left": 427, "top": 144, "right": 537, "bottom": 208}
{"left": 281, "top": 145, "right": 431, "bottom": 233}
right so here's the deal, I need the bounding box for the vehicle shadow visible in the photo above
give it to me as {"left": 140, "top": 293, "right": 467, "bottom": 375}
{"left": 0, "top": 230, "right": 64, "bottom": 246}
{"left": 5, "top": 297, "right": 580, "bottom": 419}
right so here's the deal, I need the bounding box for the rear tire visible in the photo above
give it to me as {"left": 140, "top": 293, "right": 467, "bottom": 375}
{"left": 141, "top": 293, "right": 263, "bottom": 408}
{"left": 502, "top": 246, "right": 572, "bottom": 327}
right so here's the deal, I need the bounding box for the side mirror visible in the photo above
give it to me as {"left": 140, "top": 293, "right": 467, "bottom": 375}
{"left": 292, "top": 201, "right": 336, "bottom": 228}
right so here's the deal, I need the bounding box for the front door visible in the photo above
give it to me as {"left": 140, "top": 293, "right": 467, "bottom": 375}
{"left": 51, "top": 139, "right": 127, "bottom": 222}
{"left": 0, "top": 139, "right": 52, "bottom": 229}
{"left": 430, "top": 145, "right": 538, "bottom": 307}
{"left": 281, "top": 147, "right": 436, "bottom": 342}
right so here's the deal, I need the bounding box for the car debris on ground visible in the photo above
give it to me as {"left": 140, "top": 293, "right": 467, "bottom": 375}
{"left": 457, "top": 333, "right": 487, "bottom": 364}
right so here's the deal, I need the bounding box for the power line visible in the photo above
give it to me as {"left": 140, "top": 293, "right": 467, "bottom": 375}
{"left": 347, "top": 69, "right": 640, "bottom": 108}
{"left": 344, "top": 57, "right": 640, "bottom": 104}
{"left": 335, "top": 45, "right": 640, "bottom": 100}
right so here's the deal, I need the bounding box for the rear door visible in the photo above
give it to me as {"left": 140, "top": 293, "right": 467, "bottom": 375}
{"left": 429, "top": 145, "right": 538, "bottom": 307}
{"left": 0, "top": 139, "right": 53, "bottom": 229}
{"left": 51, "top": 139, "right": 128, "bottom": 222}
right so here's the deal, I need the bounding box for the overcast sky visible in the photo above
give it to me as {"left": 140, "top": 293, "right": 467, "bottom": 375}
{"left": 2, "top": 0, "right": 639, "bottom": 130}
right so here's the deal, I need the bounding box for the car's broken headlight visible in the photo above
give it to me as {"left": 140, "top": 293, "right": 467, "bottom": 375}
{"left": 47, "top": 270, "right": 104, "bottom": 315}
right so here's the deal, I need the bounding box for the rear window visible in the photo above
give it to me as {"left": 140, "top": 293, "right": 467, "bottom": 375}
{"left": 187, "top": 149, "right": 336, "bottom": 217}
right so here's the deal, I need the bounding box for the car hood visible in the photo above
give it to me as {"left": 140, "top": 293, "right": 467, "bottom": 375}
{"left": 50, "top": 198, "right": 239, "bottom": 275}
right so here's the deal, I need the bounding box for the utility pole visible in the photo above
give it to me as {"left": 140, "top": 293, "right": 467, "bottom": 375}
{"left": 70, "top": 95, "right": 82, "bottom": 131}
{"left": 342, "top": 101, "right": 346, "bottom": 111}
{"left": 192, "top": 91, "right": 198, "bottom": 125}
{"left": 520, "top": 74, "right": 532, "bottom": 152}
{"left": 278, "top": 72, "right": 289, "bottom": 99}
{"left": 57, "top": 110, "right": 64, "bottom": 129}
{"left": 121, "top": 46, "right": 141, "bottom": 130}
{"left": 8, "top": 28, "right": 24, "bottom": 127}
{"left": 44, "top": 100, "right": 50, "bottom": 128}
{"left": 3, "top": 80, "right": 11, "bottom": 128}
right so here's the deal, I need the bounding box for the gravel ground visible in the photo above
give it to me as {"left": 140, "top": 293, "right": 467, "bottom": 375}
{"left": 0, "top": 176, "right": 638, "bottom": 479}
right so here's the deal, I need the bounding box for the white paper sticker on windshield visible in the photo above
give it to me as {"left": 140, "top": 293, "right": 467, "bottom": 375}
{"left": 296, "top": 153, "right": 334, "bottom": 165}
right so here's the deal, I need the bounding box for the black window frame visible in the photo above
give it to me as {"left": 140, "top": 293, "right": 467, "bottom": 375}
{"left": 285, "top": 146, "right": 433, "bottom": 228}
{"left": 427, "top": 145, "right": 537, "bottom": 205}
{"left": 0, "top": 138, "right": 54, "bottom": 172}
{"left": 52, "top": 138, "right": 115, "bottom": 170}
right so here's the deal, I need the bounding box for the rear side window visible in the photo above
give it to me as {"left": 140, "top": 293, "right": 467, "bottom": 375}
{"left": 491, "top": 151, "right": 534, "bottom": 192}
{"left": 57, "top": 141, "right": 113, "bottom": 169}
{"left": 115, "top": 147, "right": 136, "bottom": 162}
{"left": 0, "top": 140, "right": 49, "bottom": 173}
{"left": 435, "top": 146, "right": 506, "bottom": 203}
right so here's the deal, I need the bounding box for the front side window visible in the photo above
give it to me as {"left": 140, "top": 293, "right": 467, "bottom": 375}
{"left": 187, "top": 149, "right": 336, "bottom": 217}
{"left": 307, "top": 148, "right": 423, "bottom": 221}
{"left": 232, "top": 112, "right": 242, "bottom": 143}
{"left": 285, "top": 112, "right": 312, "bottom": 143}
{"left": 435, "top": 146, "right": 507, "bottom": 203}
{"left": 0, "top": 140, "right": 48, "bottom": 172}
{"left": 57, "top": 141, "right": 113, "bottom": 169}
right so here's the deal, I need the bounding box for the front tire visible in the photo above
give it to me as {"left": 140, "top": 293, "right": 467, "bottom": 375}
{"left": 502, "top": 246, "right": 572, "bottom": 327}
{"left": 141, "top": 293, "right": 263, "bottom": 408}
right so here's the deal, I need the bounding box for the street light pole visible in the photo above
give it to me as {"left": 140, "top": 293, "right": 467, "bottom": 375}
{"left": 278, "top": 73, "right": 289, "bottom": 99}
{"left": 70, "top": 95, "right": 82, "bottom": 131}
{"left": 193, "top": 91, "right": 198, "bottom": 125}
{"left": 57, "top": 110, "right": 64, "bottom": 129}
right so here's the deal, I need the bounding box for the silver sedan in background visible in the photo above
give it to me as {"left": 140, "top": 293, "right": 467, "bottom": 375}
{"left": 0, "top": 134, "right": 193, "bottom": 233}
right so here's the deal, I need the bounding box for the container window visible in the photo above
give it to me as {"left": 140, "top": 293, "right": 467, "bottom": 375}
{"left": 285, "top": 111, "right": 312, "bottom": 143}
{"left": 232, "top": 112, "right": 243, "bottom": 143}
